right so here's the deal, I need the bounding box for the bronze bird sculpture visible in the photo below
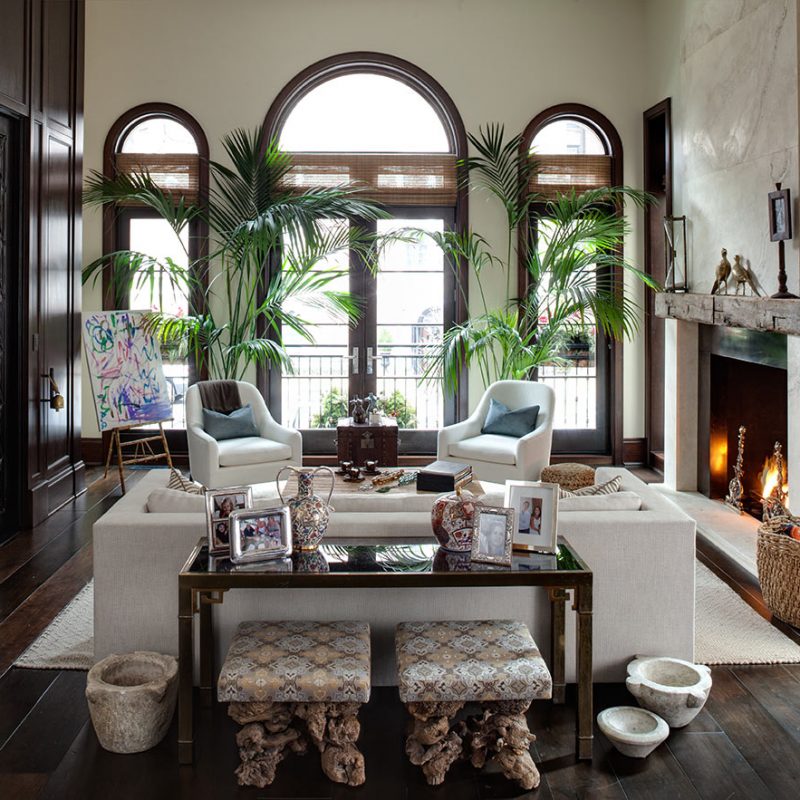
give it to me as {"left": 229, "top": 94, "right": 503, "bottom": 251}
{"left": 731, "top": 254, "right": 760, "bottom": 296}
{"left": 711, "top": 248, "right": 731, "bottom": 295}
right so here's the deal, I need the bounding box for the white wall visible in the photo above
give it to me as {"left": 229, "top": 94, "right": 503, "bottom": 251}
{"left": 644, "top": 0, "right": 799, "bottom": 294}
{"left": 82, "top": 0, "right": 649, "bottom": 441}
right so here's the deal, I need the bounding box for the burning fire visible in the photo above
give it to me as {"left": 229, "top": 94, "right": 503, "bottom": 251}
{"left": 760, "top": 457, "right": 788, "bottom": 503}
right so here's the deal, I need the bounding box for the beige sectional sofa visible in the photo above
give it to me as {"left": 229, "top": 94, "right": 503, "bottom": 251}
{"left": 93, "top": 467, "right": 696, "bottom": 684}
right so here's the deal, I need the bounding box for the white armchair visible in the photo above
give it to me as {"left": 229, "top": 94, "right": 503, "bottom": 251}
{"left": 185, "top": 381, "right": 302, "bottom": 487}
{"left": 437, "top": 380, "right": 555, "bottom": 483}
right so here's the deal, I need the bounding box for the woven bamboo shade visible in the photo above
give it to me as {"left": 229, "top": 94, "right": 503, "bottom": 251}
{"left": 529, "top": 154, "right": 612, "bottom": 199}
{"left": 115, "top": 153, "right": 201, "bottom": 204}
{"left": 281, "top": 152, "right": 458, "bottom": 206}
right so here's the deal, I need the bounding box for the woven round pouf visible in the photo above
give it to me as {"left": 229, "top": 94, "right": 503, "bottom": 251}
{"left": 541, "top": 463, "right": 595, "bottom": 491}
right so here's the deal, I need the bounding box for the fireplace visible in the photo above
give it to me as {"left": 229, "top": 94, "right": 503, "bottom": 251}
{"left": 698, "top": 326, "right": 788, "bottom": 518}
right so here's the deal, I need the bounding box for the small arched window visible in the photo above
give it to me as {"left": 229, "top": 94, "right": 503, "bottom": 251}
{"left": 520, "top": 104, "right": 623, "bottom": 458}
{"left": 262, "top": 53, "right": 467, "bottom": 453}
{"left": 103, "top": 104, "right": 209, "bottom": 430}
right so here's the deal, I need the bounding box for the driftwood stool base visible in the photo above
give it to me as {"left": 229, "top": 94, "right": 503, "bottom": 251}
{"left": 396, "top": 620, "right": 552, "bottom": 790}
{"left": 217, "top": 621, "right": 371, "bottom": 790}
{"left": 230, "top": 701, "right": 365, "bottom": 788}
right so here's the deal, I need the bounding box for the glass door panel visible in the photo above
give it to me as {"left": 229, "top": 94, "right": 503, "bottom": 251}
{"left": 372, "top": 216, "right": 448, "bottom": 451}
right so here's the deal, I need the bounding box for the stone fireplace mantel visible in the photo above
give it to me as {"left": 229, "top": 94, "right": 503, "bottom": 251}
{"left": 653, "top": 292, "right": 800, "bottom": 515}
{"left": 655, "top": 292, "right": 800, "bottom": 336}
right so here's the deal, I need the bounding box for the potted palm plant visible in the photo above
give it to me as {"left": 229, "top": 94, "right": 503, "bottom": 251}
{"left": 83, "top": 126, "right": 386, "bottom": 379}
{"left": 420, "top": 124, "right": 657, "bottom": 391}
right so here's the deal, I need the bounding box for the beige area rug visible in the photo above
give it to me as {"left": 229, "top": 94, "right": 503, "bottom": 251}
{"left": 13, "top": 565, "right": 800, "bottom": 670}
{"left": 695, "top": 561, "right": 800, "bottom": 665}
{"left": 15, "top": 581, "right": 94, "bottom": 670}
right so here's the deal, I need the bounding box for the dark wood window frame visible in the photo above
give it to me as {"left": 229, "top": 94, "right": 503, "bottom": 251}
{"left": 259, "top": 52, "right": 471, "bottom": 450}
{"left": 518, "top": 103, "right": 625, "bottom": 462}
{"left": 100, "top": 103, "right": 210, "bottom": 453}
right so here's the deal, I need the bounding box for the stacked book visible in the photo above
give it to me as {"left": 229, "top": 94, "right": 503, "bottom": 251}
{"left": 416, "top": 460, "right": 473, "bottom": 493}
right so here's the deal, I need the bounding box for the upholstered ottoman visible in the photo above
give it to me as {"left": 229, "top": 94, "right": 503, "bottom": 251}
{"left": 217, "top": 620, "right": 371, "bottom": 788}
{"left": 395, "top": 620, "right": 552, "bottom": 789}
{"left": 541, "top": 462, "right": 595, "bottom": 491}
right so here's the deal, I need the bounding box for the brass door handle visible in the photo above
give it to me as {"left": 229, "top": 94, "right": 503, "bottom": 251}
{"left": 41, "top": 368, "right": 65, "bottom": 411}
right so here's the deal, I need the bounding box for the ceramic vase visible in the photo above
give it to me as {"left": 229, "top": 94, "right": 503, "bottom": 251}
{"left": 277, "top": 466, "right": 335, "bottom": 551}
{"left": 430, "top": 489, "right": 481, "bottom": 552}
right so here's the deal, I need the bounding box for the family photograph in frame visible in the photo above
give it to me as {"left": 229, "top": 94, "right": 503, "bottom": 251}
{"left": 504, "top": 480, "right": 559, "bottom": 553}
{"left": 229, "top": 505, "right": 292, "bottom": 564}
{"left": 470, "top": 505, "right": 514, "bottom": 566}
{"left": 205, "top": 486, "right": 253, "bottom": 555}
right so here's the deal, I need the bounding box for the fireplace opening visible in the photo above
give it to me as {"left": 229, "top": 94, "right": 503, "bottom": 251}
{"left": 699, "top": 326, "right": 788, "bottom": 519}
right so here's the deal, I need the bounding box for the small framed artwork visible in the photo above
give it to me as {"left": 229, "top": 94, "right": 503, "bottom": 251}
{"left": 504, "top": 481, "right": 559, "bottom": 554}
{"left": 769, "top": 186, "right": 792, "bottom": 242}
{"left": 205, "top": 487, "right": 253, "bottom": 555}
{"left": 470, "top": 506, "right": 514, "bottom": 566}
{"left": 229, "top": 505, "right": 293, "bottom": 564}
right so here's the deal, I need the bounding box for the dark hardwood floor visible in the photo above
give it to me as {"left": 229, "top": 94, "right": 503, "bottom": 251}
{"left": 1, "top": 469, "right": 800, "bottom": 799}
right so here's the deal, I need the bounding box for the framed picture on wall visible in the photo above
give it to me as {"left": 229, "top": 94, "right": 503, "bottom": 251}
{"left": 769, "top": 186, "right": 792, "bottom": 242}
{"left": 504, "top": 481, "right": 559, "bottom": 554}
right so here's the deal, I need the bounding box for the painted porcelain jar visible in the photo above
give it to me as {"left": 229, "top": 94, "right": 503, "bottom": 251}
{"left": 430, "top": 488, "right": 481, "bottom": 552}
{"left": 277, "top": 466, "right": 335, "bottom": 551}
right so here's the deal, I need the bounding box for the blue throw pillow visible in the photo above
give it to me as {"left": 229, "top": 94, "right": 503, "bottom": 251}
{"left": 202, "top": 404, "right": 260, "bottom": 441}
{"left": 481, "top": 398, "right": 540, "bottom": 438}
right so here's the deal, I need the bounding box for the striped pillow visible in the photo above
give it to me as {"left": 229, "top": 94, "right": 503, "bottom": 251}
{"left": 167, "top": 469, "right": 205, "bottom": 495}
{"left": 560, "top": 475, "right": 621, "bottom": 499}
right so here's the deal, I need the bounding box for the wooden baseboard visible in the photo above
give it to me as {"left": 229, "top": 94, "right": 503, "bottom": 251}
{"left": 622, "top": 437, "right": 647, "bottom": 466}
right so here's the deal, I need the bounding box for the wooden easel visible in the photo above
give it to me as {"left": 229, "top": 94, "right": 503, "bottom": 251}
{"left": 104, "top": 421, "right": 174, "bottom": 494}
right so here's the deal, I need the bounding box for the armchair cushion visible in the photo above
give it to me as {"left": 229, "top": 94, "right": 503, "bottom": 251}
{"left": 217, "top": 437, "right": 293, "bottom": 467}
{"left": 448, "top": 434, "right": 517, "bottom": 466}
{"left": 481, "top": 399, "right": 540, "bottom": 438}
{"left": 202, "top": 404, "right": 260, "bottom": 441}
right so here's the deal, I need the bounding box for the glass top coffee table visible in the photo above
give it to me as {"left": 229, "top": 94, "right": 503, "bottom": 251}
{"left": 177, "top": 536, "right": 593, "bottom": 764}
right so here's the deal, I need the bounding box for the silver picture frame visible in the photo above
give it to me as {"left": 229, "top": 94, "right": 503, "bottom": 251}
{"left": 229, "top": 505, "right": 293, "bottom": 564}
{"left": 470, "top": 505, "right": 514, "bottom": 566}
{"left": 205, "top": 486, "right": 254, "bottom": 555}
{"left": 503, "top": 480, "right": 559, "bottom": 554}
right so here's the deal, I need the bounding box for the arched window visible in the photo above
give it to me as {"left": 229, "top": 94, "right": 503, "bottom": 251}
{"left": 520, "top": 104, "right": 623, "bottom": 458}
{"left": 262, "top": 53, "right": 467, "bottom": 454}
{"left": 103, "top": 104, "right": 209, "bottom": 431}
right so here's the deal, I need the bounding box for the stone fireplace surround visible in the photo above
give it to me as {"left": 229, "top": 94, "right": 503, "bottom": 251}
{"left": 656, "top": 293, "right": 800, "bottom": 511}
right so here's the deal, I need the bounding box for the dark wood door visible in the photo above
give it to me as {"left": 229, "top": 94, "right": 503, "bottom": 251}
{"left": 643, "top": 99, "right": 672, "bottom": 471}
{"left": 0, "top": 113, "right": 21, "bottom": 533}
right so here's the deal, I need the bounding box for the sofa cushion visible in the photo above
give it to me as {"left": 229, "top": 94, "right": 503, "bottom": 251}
{"left": 218, "top": 436, "right": 293, "bottom": 467}
{"left": 146, "top": 487, "right": 206, "bottom": 514}
{"left": 167, "top": 469, "right": 205, "bottom": 494}
{"left": 561, "top": 476, "right": 622, "bottom": 498}
{"left": 202, "top": 404, "right": 259, "bottom": 441}
{"left": 447, "top": 434, "right": 517, "bottom": 466}
{"left": 481, "top": 398, "right": 540, "bottom": 438}
{"left": 558, "top": 491, "right": 642, "bottom": 512}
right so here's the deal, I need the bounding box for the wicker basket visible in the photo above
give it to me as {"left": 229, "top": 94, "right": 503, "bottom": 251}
{"left": 757, "top": 522, "right": 800, "bottom": 628}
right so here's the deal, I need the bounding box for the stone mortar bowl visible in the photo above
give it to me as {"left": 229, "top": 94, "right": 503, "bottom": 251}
{"left": 86, "top": 651, "right": 178, "bottom": 753}
{"left": 597, "top": 706, "right": 669, "bottom": 758}
{"left": 626, "top": 656, "right": 712, "bottom": 728}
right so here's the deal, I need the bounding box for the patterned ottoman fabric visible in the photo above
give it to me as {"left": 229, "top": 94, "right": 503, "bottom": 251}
{"left": 217, "top": 620, "right": 371, "bottom": 704}
{"left": 395, "top": 620, "right": 552, "bottom": 703}
{"left": 541, "top": 462, "right": 595, "bottom": 491}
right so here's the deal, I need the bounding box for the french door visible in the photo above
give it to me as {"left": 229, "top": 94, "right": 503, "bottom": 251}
{"left": 274, "top": 207, "right": 456, "bottom": 455}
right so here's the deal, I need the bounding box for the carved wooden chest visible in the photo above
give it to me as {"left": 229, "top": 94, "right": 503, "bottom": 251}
{"left": 336, "top": 417, "right": 399, "bottom": 467}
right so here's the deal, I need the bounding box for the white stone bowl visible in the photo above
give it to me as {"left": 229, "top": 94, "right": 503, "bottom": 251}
{"left": 597, "top": 706, "right": 669, "bottom": 758}
{"left": 86, "top": 651, "right": 178, "bottom": 753}
{"left": 626, "top": 656, "right": 712, "bottom": 728}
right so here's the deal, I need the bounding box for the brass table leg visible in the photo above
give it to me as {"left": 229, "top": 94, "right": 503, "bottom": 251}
{"left": 576, "top": 582, "right": 593, "bottom": 760}
{"left": 178, "top": 581, "right": 194, "bottom": 764}
{"left": 200, "top": 593, "right": 213, "bottom": 707}
{"left": 548, "top": 588, "right": 568, "bottom": 704}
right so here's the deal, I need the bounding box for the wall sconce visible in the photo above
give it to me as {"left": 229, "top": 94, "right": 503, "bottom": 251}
{"left": 664, "top": 215, "right": 688, "bottom": 292}
{"left": 41, "top": 368, "right": 65, "bottom": 411}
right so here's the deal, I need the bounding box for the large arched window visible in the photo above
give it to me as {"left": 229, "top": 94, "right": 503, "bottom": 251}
{"left": 102, "top": 104, "right": 209, "bottom": 431}
{"left": 262, "top": 53, "right": 467, "bottom": 454}
{"left": 521, "top": 104, "right": 623, "bottom": 458}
